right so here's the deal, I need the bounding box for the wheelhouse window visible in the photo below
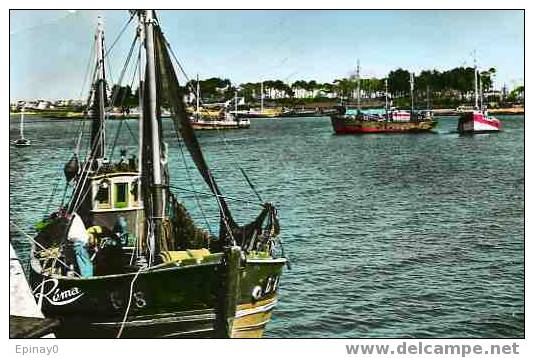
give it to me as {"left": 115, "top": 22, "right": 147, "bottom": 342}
{"left": 95, "top": 180, "right": 111, "bottom": 209}
{"left": 114, "top": 183, "right": 128, "bottom": 209}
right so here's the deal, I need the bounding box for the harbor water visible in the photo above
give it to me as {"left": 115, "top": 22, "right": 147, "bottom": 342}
{"left": 9, "top": 115, "right": 524, "bottom": 338}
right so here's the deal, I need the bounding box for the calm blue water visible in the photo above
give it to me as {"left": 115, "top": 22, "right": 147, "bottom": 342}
{"left": 10, "top": 115, "right": 524, "bottom": 338}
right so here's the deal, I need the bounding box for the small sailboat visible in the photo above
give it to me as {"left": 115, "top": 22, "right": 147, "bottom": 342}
{"left": 190, "top": 75, "right": 249, "bottom": 130}
{"left": 29, "top": 11, "right": 286, "bottom": 338}
{"left": 457, "top": 58, "right": 501, "bottom": 133}
{"left": 14, "top": 111, "right": 31, "bottom": 146}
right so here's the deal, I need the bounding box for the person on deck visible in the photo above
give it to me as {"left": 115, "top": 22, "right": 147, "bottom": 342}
{"left": 67, "top": 213, "right": 93, "bottom": 278}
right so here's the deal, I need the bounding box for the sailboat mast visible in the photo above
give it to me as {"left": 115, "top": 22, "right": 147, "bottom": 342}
{"left": 260, "top": 81, "right": 264, "bottom": 113}
{"left": 410, "top": 72, "right": 415, "bottom": 115}
{"left": 93, "top": 16, "right": 106, "bottom": 159}
{"left": 474, "top": 56, "right": 479, "bottom": 110}
{"left": 356, "top": 59, "right": 361, "bottom": 111}
{"left": 143, "top": 10, "right": 164, "bottom": 262}
{"left": 234, "top": 90, "right": 238, "bottom": 113}
{"left": 20, "top": 111, "right": 24, "bottom": 139}
{"left": 426, "top": 85, "right": 430, "bottom": 109}
{"left": 479, "top": 73, "right": 484, "bottom": 109}
{"left": 196, "top": 73, "right": 200, "bottom": 115}
{"left": 385, "top": 79, "right": 389, "bottom": 114}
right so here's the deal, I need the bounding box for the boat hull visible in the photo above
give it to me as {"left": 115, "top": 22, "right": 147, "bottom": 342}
{"left": 14, "top": 139, "right": 31, "bottom": 146}
{"left": 191, "top": 120, "right": 249, "bottom": 130}
{"left": 331, "top": 115, "right": 436, "bottom": 134}
{"left": 457, "top": 111, "right": 501, "bottom": 133}
{"left": 29, "top": 255, "right": 285, "bottom": 338}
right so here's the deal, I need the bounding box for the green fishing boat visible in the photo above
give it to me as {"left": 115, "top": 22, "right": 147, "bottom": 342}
{"left": 29, "top": 10, "right": 287, "bottom": 338}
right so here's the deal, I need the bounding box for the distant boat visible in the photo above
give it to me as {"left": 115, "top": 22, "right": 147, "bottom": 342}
{"left": 331, "top": 63, "right": 436, "bottom": 134}
{"left": 191, "top": 111, "right": 250, "bottom": 130}
{"left": 191, "top": 75, "right": 250, "bottom": 130}
{"left": 14, "top": 111, "right": 31, "bottom": 146}
{"left": 457, "top": 59, "right": 501, "bottom": 133}
{"left": 242, "top": 108, "right": 282, "bottom": 118}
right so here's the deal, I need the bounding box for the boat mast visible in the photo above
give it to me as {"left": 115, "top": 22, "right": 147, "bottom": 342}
{"left": 143, "top": 9, "right": 165, "bottom": 264}
{"left": 479, "top": 72, "right": 484, "bottom": 110}
{"left": 474, "top": 54, "right": 479, "bottom": 110}
{"left": 92, "top": 16, "right": 106, "bottom": 159}
{"left": 234, "top": 89, "right": 238, "bottom": 114}
{"left": 137, "top": 15, "right": 145, "bottom": 176}
{"left": 196, "top": 73, "right": 200, "bottom": 117}
{"left": 410, "top": 72, "right": 415, "bottom": 115}
{"left": 386, "top": 78, "right": 388, "bottom": 115}
{"left": 356, "top": 59, "right": 361, "bottom": 111}
{"left": 426, "top": 85, "right": 430, "bottom": 109}
{"left": 260, "top": 81, "right": 264, "bottom": 113}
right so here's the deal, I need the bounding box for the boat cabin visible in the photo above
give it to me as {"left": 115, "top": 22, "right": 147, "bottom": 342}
{"left": 89, "top": 171, "right": 144, "bottom": 244}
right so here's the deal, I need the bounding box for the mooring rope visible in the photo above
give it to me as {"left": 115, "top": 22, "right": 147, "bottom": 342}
{"left": 116, "top": 265, "right": 147, "bottom": 338}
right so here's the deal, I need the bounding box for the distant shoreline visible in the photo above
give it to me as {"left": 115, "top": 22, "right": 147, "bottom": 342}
{"left": 10, "top": 106, "right": 524, "bottom": 120}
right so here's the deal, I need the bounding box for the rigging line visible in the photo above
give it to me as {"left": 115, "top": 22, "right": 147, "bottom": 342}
{"left": 122, "top": 120, "right": 139, "bottom": 145}
{"left": 206, "top": 171, "right": 236, "bottom": 246}
{"left": 162, "top": 40, "right": 200, "bottom": 103}
{"left": 107, "top": 33, "right": 139, "bottom": 110}
{"left": 79, "top": 38, "right": 96, "bottom": 101}
{"left": 71, "top": 44, "right": 97, "bottom": 155}
{"left": 169, "top": 185, "right": 263, "bottom": 206}
{"left": 107, "top": 37, "right": 139, "bottom": 158}
{"left": 174, "top": 134, "right": 213, "bottom": 234}
{"left": 68, "top": 121, "right": 109, "bottom": 213}
{"left": 160, "top": 40, "right": 214, "bottom": 233}
{"left": 43, "top": 175, "right": 62, "bottom": 215}
{"left": 9, "top": 220, "right": 81, "bottom": 278}
{"left": 109, "top": 119, "right": 125, "bottom": 159}
{"left": 239, "top": 168, "right": 263, "bottom": 203}
{"left": 113, "top": 52, "right": 141, "bottom": 149}
{"left": 161, "top": 31, "right": 248, "bottom": 242}
{"left": 164, "top": 40, "right": 262, "bottom": 202}
{"left": 104, "top": 12, "right": 135, "bottom": 59}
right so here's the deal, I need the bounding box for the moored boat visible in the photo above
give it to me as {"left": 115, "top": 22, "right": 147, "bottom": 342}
{"left": 331, "top": 109, "right": 436, "bottom": 134}
{"left": 457, "top": 110, "right": 501, "bottom": 133}
{"left": 191, "top": 112, "right": 250, "bottom": 130}
{"left": 331, "top": 65, "right": 436, "bottom": 134}
{"left": 13, "top": 110, "right": 31, "bottom": 146}
{"left": 190, "top": 75, "right": 250, "bottom": 130}
{"left": 457, "top": 58, "right": 501, "bottom": 134}
{"left": 28, "top": 11, "right": 286, "bottom": 339}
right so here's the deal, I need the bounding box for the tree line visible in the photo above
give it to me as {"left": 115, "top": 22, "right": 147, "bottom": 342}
{"left": 108, "top": 65, "right": 522, "bottom": 109}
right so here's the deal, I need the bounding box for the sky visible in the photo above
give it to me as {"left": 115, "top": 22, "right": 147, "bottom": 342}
{"left": 9, "top": 9, "right": 524, "bottom": 100}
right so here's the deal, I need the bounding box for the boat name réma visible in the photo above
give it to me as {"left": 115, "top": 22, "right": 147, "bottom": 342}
{"left": 33, "top": 279, "right": 84, "bottom": 306}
